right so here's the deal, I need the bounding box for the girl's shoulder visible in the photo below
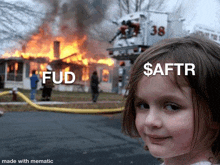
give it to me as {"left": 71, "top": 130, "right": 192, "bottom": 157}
{"left": 192, "top": 161, "right": 220, "bottom": 165}
{"left": 161, "top": 161, "right": 220, "bottom": 165}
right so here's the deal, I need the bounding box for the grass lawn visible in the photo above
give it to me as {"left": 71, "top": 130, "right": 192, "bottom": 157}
{"left": 0, "top": 88, "right": 125, "bottom": 113}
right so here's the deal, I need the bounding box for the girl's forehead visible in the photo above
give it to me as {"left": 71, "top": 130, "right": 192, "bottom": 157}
{"left": 136, "top": 74, "right": 192, "bottom": 101}
{"left": 140, "top": 70, "right": 189, "bottom": 87}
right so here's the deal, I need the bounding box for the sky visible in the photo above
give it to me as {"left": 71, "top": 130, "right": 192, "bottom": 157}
{"left": 156, "top": 0, "right": 220, "bottom": 32}
{"left": 1, "top": 0, "right": 220, "bottom": 55}
{"left": 182, "top": 0, "right": 220, "bottom": 32}
{"left": 0, "top": 0, "right": 46, "bottom": 54}
{"left": 4, "top": 0, "right": 220, "bottom": 30}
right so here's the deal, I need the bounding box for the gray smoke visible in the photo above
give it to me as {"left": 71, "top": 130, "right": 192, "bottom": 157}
{"left": 60, "top": 0, "right": 110, "bottom": 52}
{"left": 31, "top": 0, "right": 111, "bottom": 59}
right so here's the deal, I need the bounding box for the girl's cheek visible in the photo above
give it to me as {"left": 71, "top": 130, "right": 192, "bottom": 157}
{"left": 135, "top": 114, "right": 144, "bottom": 135}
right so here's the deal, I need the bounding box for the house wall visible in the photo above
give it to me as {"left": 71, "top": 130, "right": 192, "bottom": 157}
{"left": 2, "top": 59, "right": 114, "bottom": 93}
{"left": 95, "top": 65, "right": 113, "bottom": 93}
{"left": 4, "top": 81, "right": 23, "bottom": 89}
{"left": 99, "top": 82, "right": 112, "bottom": 93}
{"left": 3, "top": 60, "right": 26, "bottom": 89}
{"left": 54, "top": 84, "right": 89, "bottom": 92}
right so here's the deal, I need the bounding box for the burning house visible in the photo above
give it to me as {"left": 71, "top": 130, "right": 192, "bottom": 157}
{"left": 0, "top": 0, "right": 115, "bottom": 92}
{"left": 0, "top": 39, "right": 114, "bottom": 92}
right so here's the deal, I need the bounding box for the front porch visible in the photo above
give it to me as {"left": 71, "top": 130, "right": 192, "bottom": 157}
{"left": 0, "top": 58, "right": 114, "bottom": 93}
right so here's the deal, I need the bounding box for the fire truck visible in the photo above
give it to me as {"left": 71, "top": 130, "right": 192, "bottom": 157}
{"left": 107, "top": 11, "right": 185, "bottom": 63}
{"left": 193, "top": 24, "right": 220, "bottom": 44}
{"left": 107, "top": 11, "right": 185, "bottom": 94}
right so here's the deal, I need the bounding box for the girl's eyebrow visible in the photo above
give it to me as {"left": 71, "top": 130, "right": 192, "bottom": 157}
{"left": 134, "top": 94, "right": 187, "bottom": 104}
{"left": 134, "top": 95, "right": 146, "bottom": 103}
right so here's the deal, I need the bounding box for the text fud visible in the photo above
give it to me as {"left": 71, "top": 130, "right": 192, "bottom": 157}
{"left": 143, "top": 62, "right": 195, "bottom": 77}
{"left": 42, "top": 71, "right": 75, "bottom": 84}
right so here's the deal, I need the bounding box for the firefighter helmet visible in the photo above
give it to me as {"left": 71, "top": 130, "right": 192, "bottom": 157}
{"left": 46, "top": 65, "right": 52, "bottom": 71}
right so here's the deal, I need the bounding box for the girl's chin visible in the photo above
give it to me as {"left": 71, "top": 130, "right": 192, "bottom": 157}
{"left": 149, "top": 150, "right": 166, "bottom": 158}
{"left": 148, "top": 146, "right": 166, "bottom": 157}
{"left": 148, "top": 145, "right": 190, "bottom": 160}
{"left": 147, "top": 145, "right": 173, "bottom": 158}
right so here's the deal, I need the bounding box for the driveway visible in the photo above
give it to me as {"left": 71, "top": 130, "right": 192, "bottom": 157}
{"left": 0, "top": 111, "right": 160, "bottom": 165}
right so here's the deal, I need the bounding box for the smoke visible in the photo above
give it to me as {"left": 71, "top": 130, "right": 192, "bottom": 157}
{"left": 59, "top": 0, "right": 110, "bottom": 53}
{"left": 26, "top": 0, "right": 111, "bottom": 59}
{"left": 65, "top": 0, "right": 108, "bottom": 36}
{"left": 36, "top": 0, "right": 110, "bottom": 38}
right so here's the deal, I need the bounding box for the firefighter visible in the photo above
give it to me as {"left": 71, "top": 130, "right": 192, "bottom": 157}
{"left": 41, "top": 65, "right": 54, "bottom": 101}
{"left": 109, "top": 20, "right": 128, "bottom": 43}
{"left": 119, "top": 20, "right": 128, "bottom": 37}
{"left": 90, "top": 71, "right": 99, "bottom": 103}
{"left": 126, "top": 20, "right": 140, "bottom": 36}
{"left": 30, "top": 70, "right": 39, "bottom": 101}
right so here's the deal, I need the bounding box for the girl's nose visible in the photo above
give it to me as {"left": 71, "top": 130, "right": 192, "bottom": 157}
{"left": 144, "top": 108, "right": 162, "bottom": 129}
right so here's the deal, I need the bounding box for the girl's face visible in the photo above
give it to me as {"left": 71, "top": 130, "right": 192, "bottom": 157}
{"left": 135, "top": 74, "right": 194, "bottom": 159}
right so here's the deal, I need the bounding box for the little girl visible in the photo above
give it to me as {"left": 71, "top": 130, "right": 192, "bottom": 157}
{"left": 122, "top": 35, "right": 220, "bottom": 165}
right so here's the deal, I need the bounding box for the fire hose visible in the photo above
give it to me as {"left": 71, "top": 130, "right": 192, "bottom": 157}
{"left": 0, "top": 91, "right": 124, "bottom": 114}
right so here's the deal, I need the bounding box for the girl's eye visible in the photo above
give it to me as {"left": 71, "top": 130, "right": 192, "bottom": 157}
{"left": 135, "top": 103, "right": 149, "bottom": 110}
{"left": 165, "top": 103, "right": 180, "bottom": 111}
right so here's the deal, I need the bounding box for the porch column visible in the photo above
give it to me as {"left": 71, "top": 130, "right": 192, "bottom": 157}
{"left": 4, "top": 62, "right": 7, "bottom": 83}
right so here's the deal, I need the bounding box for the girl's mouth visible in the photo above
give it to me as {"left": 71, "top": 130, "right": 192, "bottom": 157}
{"left": 147, "top": 134, "right": 171, "bottom": 144}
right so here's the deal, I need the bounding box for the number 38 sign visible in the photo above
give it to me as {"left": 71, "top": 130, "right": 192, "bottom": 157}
{"left": 147, "top": 12, "right": 168, "bottom": 45}
{"left": 151, "top": 25, "right": 165, "bottom": 36}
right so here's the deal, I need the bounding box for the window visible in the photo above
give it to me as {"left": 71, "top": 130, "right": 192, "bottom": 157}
{"left": 102, "top": 69, "right": 109, "bottom": 82}
{"left": 7, "top": 61, "right": 23, "bottom": 81}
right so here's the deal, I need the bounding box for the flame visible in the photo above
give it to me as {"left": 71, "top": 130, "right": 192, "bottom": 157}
{"left": 1, "top": 26, "right": 114, "bottom": 81}
{"left": 98, "top": 59, "right": 114, "bottom": 66}
{"left": 63, "top": 66, "right": 70, "bottom": 82}
{"left": 64, "top": 66, "right": 70, "bottom": 72}
{"left": 82, "top": 67, "right": 89, "bottom": 81}
{"left": 102, "top": 69, "right": 109, "bottom": 82}
{"left": 40, "top": 64, "right": 46, "bottom": 70}
{"left": 38, "top": 64, "right": 47, "bottom": 78}
{"left": 15, "top": 63, "right": 18, "bottom": 71}
{"left": 15, "top": 62, "right": 18, "bottom": 76}
{"left": 3, "top": 51, "right": 21, "bottom": 58}
{"left": 2, "top": 35, "right": 114, "bottom": 66}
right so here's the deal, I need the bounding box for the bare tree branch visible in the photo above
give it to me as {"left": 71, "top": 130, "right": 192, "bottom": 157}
{"left": 135, "top": 0, "right": 139, "bottom": 12}
{"left": 0, "top": 0, "right": 44, "bottom": 48}
{"left": 126, "top": 0, "right": 130, "bottom": 14}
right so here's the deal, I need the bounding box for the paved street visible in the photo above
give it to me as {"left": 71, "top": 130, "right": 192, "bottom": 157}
{"left": 0, "top": 111, "right": 160, "bottom": 165}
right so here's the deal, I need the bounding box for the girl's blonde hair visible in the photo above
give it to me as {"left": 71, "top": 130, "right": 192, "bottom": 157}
{"left": 122, "top": 35, "right": 220, "bottom": 160}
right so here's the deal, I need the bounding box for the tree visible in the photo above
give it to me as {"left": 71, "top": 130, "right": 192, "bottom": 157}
{"left": 89, "top": 0, "right": 167, "bottom": 42}
{"left": 0, "top": 0, "right": 44, "bottom": 53}
{"left": 115, "top": 0, "right": 166, "bottom": 18}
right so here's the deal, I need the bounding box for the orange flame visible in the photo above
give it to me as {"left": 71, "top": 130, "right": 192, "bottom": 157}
{"left": 63, "top": 66, "right": 70, "bottom": 82}
{"left": 102, "top": 69, "right": 109, "bottom": 82}
{"left": 82, "top": 67, "right": 89, "bottom": 81}
{"left": 2, "top": 36, "right": 114, "bottom": 67}
{"left": 1, "top": 26, "right": 114, "bottom": 80}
